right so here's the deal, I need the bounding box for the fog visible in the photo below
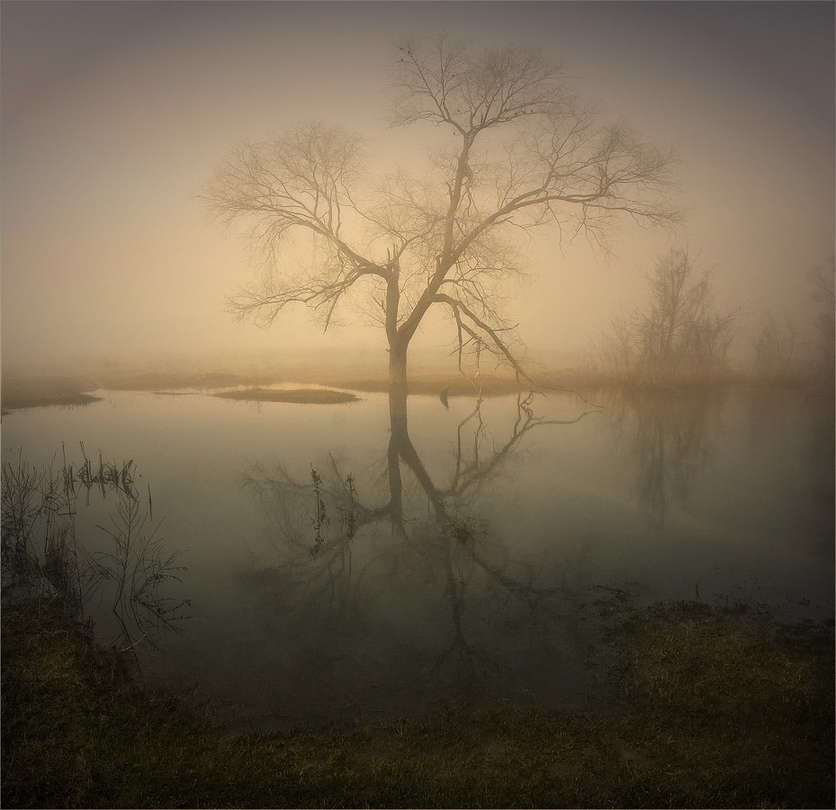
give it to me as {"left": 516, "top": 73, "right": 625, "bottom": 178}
{"left": 2, "top": 1, "right": 833, "bottom": 376}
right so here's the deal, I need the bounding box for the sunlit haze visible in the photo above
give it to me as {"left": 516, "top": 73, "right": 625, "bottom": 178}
{"left": 2, "top": 1, "right": 833, "bottom": 375}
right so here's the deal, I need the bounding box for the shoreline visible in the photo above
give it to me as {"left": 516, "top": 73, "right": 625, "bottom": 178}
{"left": 3, "top": 366, "right": 830, "bottom": 415}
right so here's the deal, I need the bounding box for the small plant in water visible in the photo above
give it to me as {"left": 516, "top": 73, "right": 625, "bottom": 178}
{"left": 444, "top": 514, "right": 484, "bottom": 543}
{"left": 310, "top": 468, "right": 330, "bottom": 555}
{"left": 337, "top": 473, "right": 359, "bottom": 540}
{"left": 309, "top": 468, "right": 360, "bottom": 555}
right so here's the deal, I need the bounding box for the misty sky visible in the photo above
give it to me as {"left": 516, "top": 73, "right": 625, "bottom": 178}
{"left": 2, "top": 1, "right": 833, "bottom": 372}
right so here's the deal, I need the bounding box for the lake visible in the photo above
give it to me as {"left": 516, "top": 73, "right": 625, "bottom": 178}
{"left": 2, "top": 384, "right": 833, "bottom": 729}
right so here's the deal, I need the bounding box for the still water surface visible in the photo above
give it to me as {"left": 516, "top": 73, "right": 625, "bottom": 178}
{"left": 3, "top": 385, "right": 833, "bottom": 727}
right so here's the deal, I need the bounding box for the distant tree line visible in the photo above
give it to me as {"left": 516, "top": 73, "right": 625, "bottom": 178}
{"left": 809, "top": 254, "right": 835, "bottom": 385}
{"left": 749, "top": 253, "right": 834, "bottom": 385}
{"left": 594, "top": 249, "right": 835, "bottom": 388}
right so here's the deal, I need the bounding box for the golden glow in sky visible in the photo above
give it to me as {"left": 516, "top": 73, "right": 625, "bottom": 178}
{"left": 1, "top": 1, "right": 833, "bottom": 371}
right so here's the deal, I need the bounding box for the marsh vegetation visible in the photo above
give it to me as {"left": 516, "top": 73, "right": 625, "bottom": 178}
{"left": 1, "top": 447, "right": 190, "bottom": 653}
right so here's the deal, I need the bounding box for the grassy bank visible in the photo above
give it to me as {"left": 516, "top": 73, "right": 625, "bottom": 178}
{"left": 0, "top": 375, "right": 103, "bottom": 414}
{"left": 3, "top": 597, "right": 832, "bottom": 809}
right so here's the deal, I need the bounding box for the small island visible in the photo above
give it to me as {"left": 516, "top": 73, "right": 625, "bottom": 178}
{"left": 212, "top": 387, "right": 358, "bottom": 405}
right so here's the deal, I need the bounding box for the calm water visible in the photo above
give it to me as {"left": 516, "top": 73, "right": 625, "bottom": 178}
{"left": 3, "top": 385, "right": 833, "bottom": 727}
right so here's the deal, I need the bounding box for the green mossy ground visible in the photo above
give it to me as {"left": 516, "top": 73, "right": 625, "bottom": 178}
{"left": 3, "top": 597, "right": 832, "bottom": 808}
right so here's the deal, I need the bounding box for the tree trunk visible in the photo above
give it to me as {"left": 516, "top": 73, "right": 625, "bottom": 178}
{"left": 385, "top": 335, "right": 451, "bottom": 526}
{"left": 389, "top": 340, "right": 408, "bottom": 390}
{"left": 388, "top": 338, "right": 409, "bottom": 425}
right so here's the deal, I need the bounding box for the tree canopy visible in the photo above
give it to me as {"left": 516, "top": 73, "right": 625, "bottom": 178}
{"left": 205, "top": 37, "right": 679, "bottom": 389}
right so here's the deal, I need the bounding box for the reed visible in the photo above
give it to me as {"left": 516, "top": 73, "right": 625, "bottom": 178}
{"left": 1, "top": 450, "right": 98, "bottom": 618}
{"left": 309, "top": 468, "right": 360, "bottom": 555}
{"left": 1, "top": 445, "right": 189, "bottom": 652}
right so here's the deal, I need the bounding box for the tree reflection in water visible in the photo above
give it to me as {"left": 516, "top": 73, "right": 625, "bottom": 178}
{"left": 239, "top": 387, "right": 600, "bottom": 717}
{"left": 600, "top": 387, "right": 721, "bottom": 529}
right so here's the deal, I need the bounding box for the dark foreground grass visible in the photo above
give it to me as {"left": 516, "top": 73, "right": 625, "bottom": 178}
{"left": 2, "top": 598, "right": 833, "bottom": 809}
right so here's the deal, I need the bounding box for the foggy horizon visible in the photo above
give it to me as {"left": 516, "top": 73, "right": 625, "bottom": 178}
{"left": 2, "top": 1, "right": 834, "bottom": 377}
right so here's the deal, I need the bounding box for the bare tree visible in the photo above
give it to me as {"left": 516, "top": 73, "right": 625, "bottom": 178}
{"left": 205, "top": 38, "right": 678, "bottom": 398}
{"left": 600, "top": 387, "right": 719, "bottom": 528}
{"left": 753, "top": 310, "right": 797, "bottom": 378}
{"left": 596, "top": 247, "right": 738, "bottom": 384}
{"left": 809, "top": 254, "right": 835, "bottom": 382}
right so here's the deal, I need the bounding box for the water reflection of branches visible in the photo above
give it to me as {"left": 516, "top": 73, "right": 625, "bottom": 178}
{"left": 430, "top": 549, "right": 501, "bottom": 693}
{"left": 601, "top": 388, "right": 721, "bottom": 528}
{"left": 443, "top": 392, "right": 589, "bottom": 507}
{"left": 241, "top": 392, "right": 597, "bottom": 708}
